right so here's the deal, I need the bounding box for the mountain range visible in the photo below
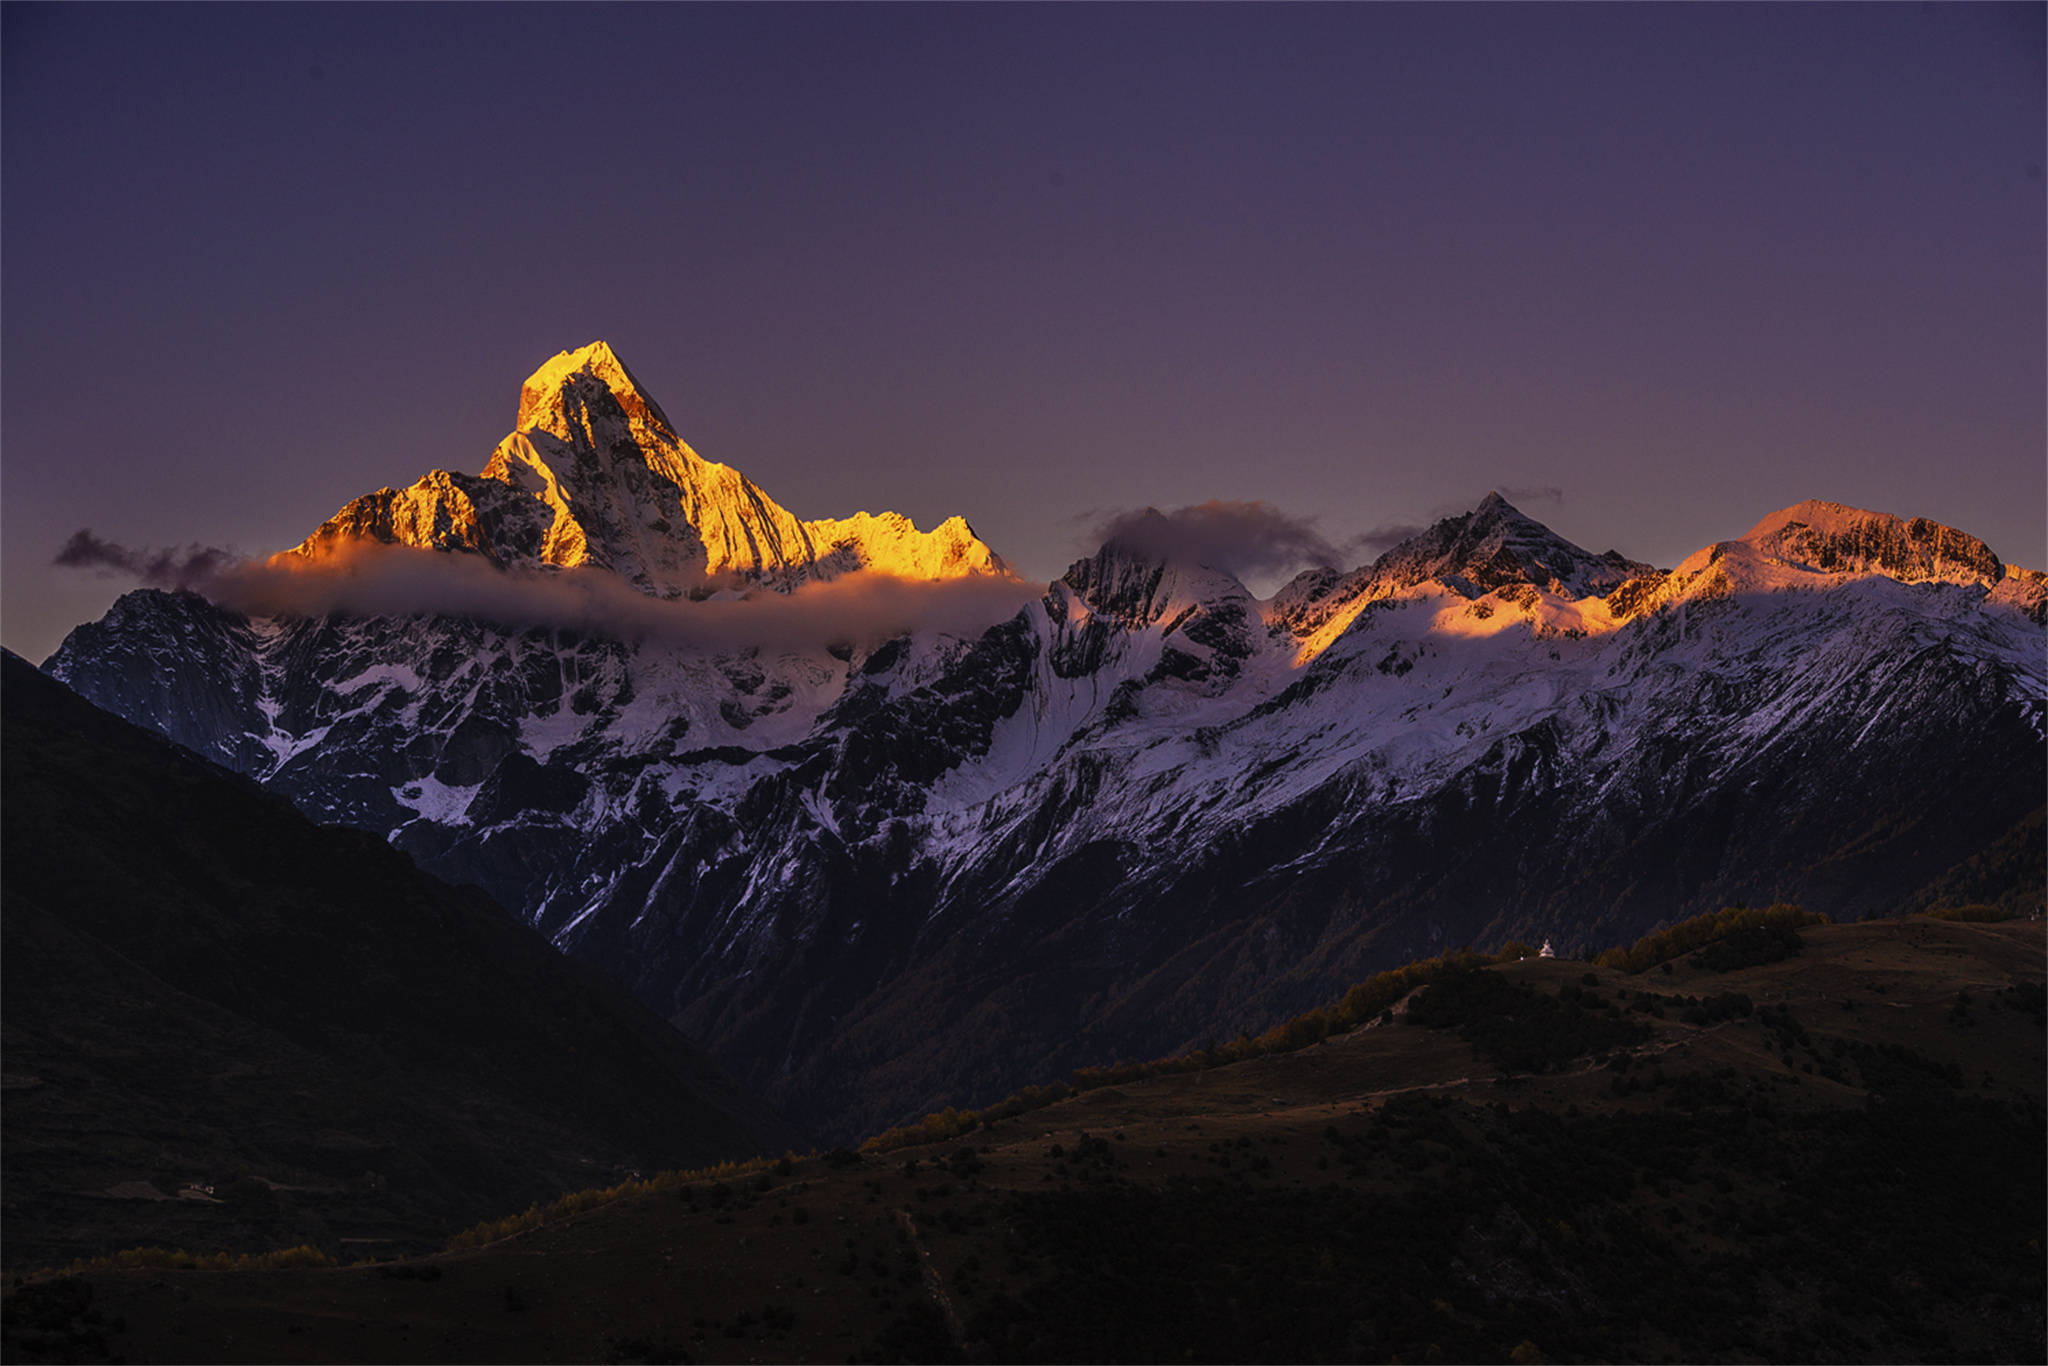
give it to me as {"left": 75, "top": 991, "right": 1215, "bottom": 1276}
{"left": 45, "top": 342, "right": 2047, "bottom": 1138}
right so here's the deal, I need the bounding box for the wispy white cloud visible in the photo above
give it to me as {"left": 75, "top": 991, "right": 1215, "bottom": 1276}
{"left": 208, "top": 542, "right": 1036, "bottom": 650}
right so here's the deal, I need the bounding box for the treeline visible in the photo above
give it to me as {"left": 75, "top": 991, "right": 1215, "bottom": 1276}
{"left": 1592, "top": 903, "right": 1829, "bottom": 974}
{"left": 1925, "top": 903, "right": 2023, "bottom": 923}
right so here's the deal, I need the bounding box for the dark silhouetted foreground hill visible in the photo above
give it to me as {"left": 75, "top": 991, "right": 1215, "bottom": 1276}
{"left": 9, "top": 915, "right": 2040, "bottom": 1363}
{"left": 0, "top": 651, "right": 802, "bottom": 1270}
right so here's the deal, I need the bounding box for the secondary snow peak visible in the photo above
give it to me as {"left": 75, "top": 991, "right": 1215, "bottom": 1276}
{"left": 1371, "top": 494, "right": 1647, "bottom": 602}
{"left": 1736, "top": 500, "right": 2004, "bottom": 586}
{"left": 1063, "top": 510, "right": 1259, "bottom": 628}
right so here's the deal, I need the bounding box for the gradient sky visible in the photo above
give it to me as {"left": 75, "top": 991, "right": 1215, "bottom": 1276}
{"left": 5, "top": 2, "right": 2042, "bottom": 663}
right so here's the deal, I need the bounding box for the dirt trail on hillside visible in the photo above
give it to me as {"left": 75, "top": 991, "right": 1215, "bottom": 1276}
{"left": 895, "top": 1208, "right": 967, "bottom": 1354}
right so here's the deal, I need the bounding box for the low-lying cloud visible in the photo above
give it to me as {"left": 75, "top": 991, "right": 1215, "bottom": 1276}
{"left": 56, "top": 530, "right": 1038, "bottom": 652}
{"left": 1085, "top": 501, "right": 1353, "bottom": 580}
{"left": 53, "top": 529, "right": 241, "bottom": 589}
{"left": 56, "top": 483, "right": 1575, "bottom": 649}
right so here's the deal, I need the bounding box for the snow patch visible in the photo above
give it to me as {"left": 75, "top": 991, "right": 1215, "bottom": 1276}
{"left": 392, "top": 775, "right": 483, "bottom": 826}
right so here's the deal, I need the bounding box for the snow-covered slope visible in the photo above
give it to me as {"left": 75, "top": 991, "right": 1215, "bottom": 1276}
{"left": 1267, "top": 493, "right": 1657, "bottom": 663}
{"left": 292, "top": 341, "right": 1006, "bottom": 593}
{"left": 46, "top": 445, "right": 2046, "bottom": 1140}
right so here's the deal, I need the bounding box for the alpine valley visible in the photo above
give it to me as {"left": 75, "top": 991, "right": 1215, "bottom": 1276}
{"left": 44, "top": 342, "right": 2048, "bottom": 1140}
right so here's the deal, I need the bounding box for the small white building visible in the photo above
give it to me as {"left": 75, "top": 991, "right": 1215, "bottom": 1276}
{"left": 1539, "top": 939, "right": 1556, "bottom": 959}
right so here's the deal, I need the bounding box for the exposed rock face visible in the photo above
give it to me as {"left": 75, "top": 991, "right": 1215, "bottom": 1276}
{"left": 1988, "top": 566, "right": 2048, "bottom": 625}
{"left": 43, "top": 358, "right": 2047, "bottom": 1144}
{"left": 1369, "top": 492, "right": 1649, "bottom": 600}
{"left": 1251, "top": 495, "right": 1657, "bottom": 662}
{"left": 42, "top": 589, "right": 277, "bottom": 775}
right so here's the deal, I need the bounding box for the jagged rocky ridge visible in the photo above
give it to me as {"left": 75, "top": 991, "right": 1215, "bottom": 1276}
{"left": 46, "top": 348, "right": 2048, "bottom": 1139}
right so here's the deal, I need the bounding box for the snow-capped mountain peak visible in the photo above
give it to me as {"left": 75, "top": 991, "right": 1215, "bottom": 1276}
{"left": 516, "top": 340, "right": 678, "bottom": 440}
{"left": 290, "top": 342, "right": 1008, "bottom": 596}
{"left": 1371, "top": 491, "right": 1648, "bottom": 602}
{"left": 1060, "top": 514, "right": 1254, "bottom": 627}
{"left": 1266, "top": 494, "right": 1656, "bottom": 659}
{"left": 1621, "top": 499, "right": 2020, "bottom": 618}
{"left": 1733, "top": 499, "right": 2005, "bottom": 586}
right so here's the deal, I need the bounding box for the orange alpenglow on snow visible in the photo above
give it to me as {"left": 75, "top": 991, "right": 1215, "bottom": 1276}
{"left": 1277, "top": 492, "right": 2043, "bottom": 667}
{"left": 289, "top": 341, "right": 1009, "bottom": 595}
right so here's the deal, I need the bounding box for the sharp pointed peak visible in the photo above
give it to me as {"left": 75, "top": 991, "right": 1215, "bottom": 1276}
{"left": 1470, "top": 490, "right": 1545, "bottom": 525}
{"left": 520, "top": 339, "right": 617, "bottom": 391}
{"left": 516, "top": 340, "right": 676, "bottom": 436}
{"left": 1367, "top": 491, "right": 1550, "bottom": 565}
{"left": 1364, "top": 489, "right": 1644, "bottom": 600}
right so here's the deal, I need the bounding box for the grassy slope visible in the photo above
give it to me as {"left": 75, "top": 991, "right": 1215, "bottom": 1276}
{"left": 11, "top": 917, "right": 2041, "bottom": 1364}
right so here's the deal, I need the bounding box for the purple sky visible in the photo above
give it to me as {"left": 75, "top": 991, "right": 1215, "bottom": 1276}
{"left": 5, "top": 2, "right": 2042, "bottom": 663}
